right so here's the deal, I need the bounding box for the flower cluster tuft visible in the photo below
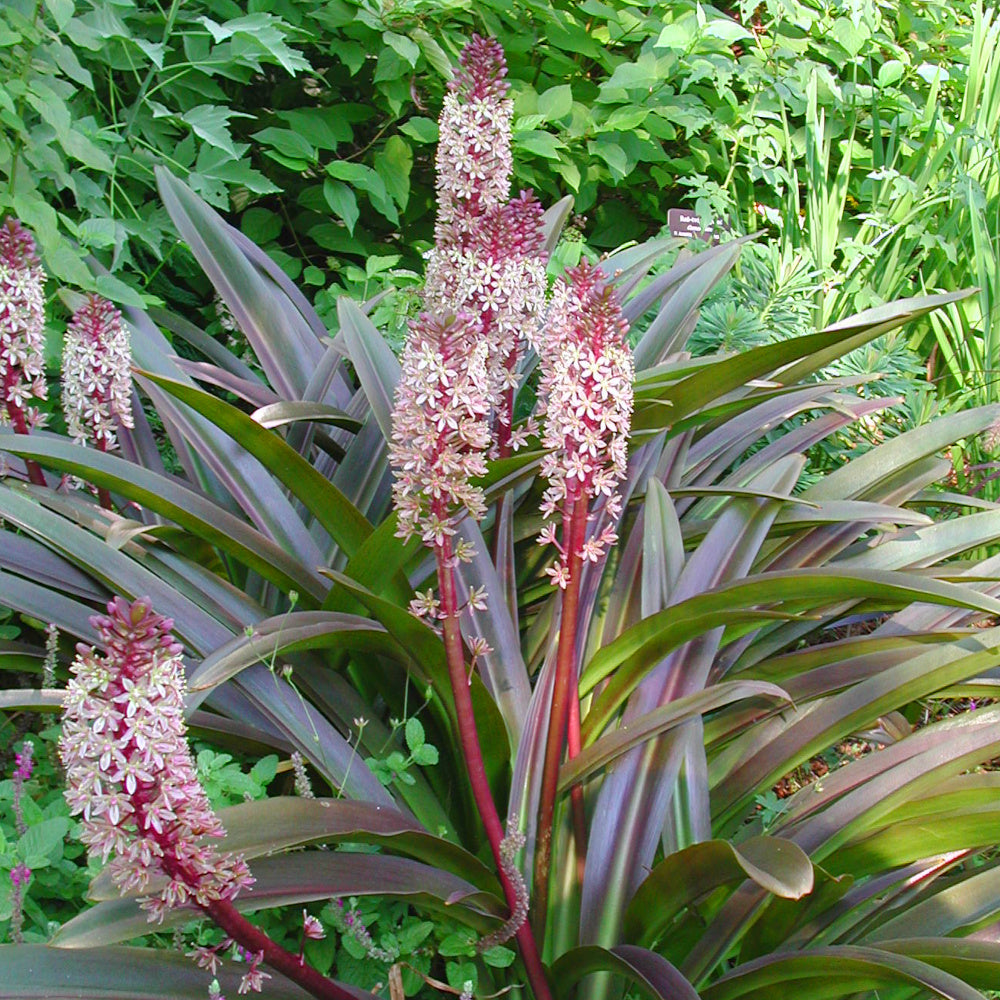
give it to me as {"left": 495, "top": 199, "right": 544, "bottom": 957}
{"left": 62, "top": 293, "right": 134, "bottom": 450}
{"left": 59, "top": 596, "right": 253, "bottom": 922}
{"left": 390, "top": 311, "right": 492, "bottom": 546}
{"left": 426, "top": 37, "right": 548, "bottom": 442}
{"left": 0, "top": 217, "right": 48, "bottom": 432}
{"left": 434, "top": 34, "right": 513, "bottom": 240}
{"left": 531, "top": 261, "right": 634, "bottom": 586}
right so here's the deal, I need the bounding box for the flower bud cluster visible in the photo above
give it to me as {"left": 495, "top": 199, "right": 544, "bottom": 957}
{"left": 59, "top": 597, "right": 253, "bottom": 923}
{"left": 0, "top": 217, "right": 48, "bottom": 432}
{"left": 531, "top": 261, "right": 634, "bottom": 586}
{"left": 62, "top": 293, "right": 134, "bottom": 450}
{"left": 390, "top": 311, "right": 492, "bottom": 546}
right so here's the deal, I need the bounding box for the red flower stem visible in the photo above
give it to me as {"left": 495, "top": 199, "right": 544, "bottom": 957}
{"left": 4, "top": 372, "right": 45, "bottom": 487}
{"left": 95, "top": 437, "right": 114, "bottom": 510}
{"left": 435, "top": 534, "right": 553, "bottom": 1000}
{"left": 202, "top": 897, "right": 354, "bottom": 1000}
{"left": 532, "top": 499, "right": 588, "bottom": 939}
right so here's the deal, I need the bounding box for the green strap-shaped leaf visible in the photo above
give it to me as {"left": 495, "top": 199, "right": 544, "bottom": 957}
{"left": 550, "top": 945, "right": 702, "bottom": 1000}
{"left": 337, "top": 296, "right": 400, "bottom": 441}
{"left": 186, "top": 610, "right": 400, "bottom": 699}
{"left": 88, "top": 797, "right": 497, "bottom": 901}
{"left": 562, "top": 681, "right": 790, "bottom": 789}
{"left": 321, "top": 571, "right": 510, "bottom": 788}
{"left": 0, "top": 443, "right": 327, "bottom": 608}
{"left": 252, "top": 400, "right": 362, "bottom": 431}
{"left": 137, "top": 371, "right": 372, "bottom": 558}
{"left": 701, "top": 945, "right": 984, "bottom": 1000}
{"left": 54, "top": 853, "right": 503, "bottom": 949}
{"left": 581, "top": 567, "right": 1000, "bottom": 742}
{"left": 0, "top": 944, "right": 347, "bottom": 999}
{"left": 879, "top": 938, "right": 1000, "bottom": 993}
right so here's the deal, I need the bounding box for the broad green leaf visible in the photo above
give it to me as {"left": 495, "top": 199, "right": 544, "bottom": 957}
{"left": 538, "top": 84, "right": 573, "bottom": 121}
{"left": 626, "top": 837, "right": 814, "bottom": 948}
{"left": 376, "top": 135, "right": 412, "bottom": 210}
{"left": 323, "top": 179, "right": 359, "bottom": 234}
{"left": 17, "top": 816, "right": 70, "bottom": 867}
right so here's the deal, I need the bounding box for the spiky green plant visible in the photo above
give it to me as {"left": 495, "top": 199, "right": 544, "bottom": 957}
{"left": 4, "top": 34, "right": 1000, "bottom": 1000}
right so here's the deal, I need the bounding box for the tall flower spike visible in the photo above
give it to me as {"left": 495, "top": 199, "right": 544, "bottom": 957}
{"left": 426, "top": 36, "right": 548, "bottom": 451}
{"left": 434, "top": 34, "right": 513, "bottom": 240}
{"left": 59, "top": 597, "right": 254, "bottom": 923}
{"left": 0, "top": 217, "right": 48, "bottom": 435}
{"left": 62, "top": 294, "right": 134, "bottom": 451}
{"left": 389, "top": 311, "right": 492, "bottom": 548}
{"left": 426, "top": 191, "right": 548, "bottom": 446}
{"left": 532, "top": 260, "right": 634, "bottom": 584}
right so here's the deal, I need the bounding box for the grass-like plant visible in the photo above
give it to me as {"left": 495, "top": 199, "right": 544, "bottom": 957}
{"left": 5, "top": 32, "right": 1000, "bottom": 1000}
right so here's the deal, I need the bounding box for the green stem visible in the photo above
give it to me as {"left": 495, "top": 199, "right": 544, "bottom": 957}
{"left": 435, "top": 536, "right": 553, "bottom": 1000}
{"left": 532, "top": 498, "right": 588, "bottom": 940}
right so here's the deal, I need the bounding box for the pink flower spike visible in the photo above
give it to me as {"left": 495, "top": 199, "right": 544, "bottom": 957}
{"left": 435, "top": 35, "right": 513, "bottom": 237}
{"left": 390, "top": 311, "right": 492, "bottom": 546}
{"left": 532, "top": 261, "right": 634, "bottom": 574}
{"left": 59, "top": 597, "right": 253, "bottom": 922}
{"left": 0, "top": 217, "right": 48, "bottom": 434}
{"left": 62, "top": 293, "right": 134, "bottom": 451}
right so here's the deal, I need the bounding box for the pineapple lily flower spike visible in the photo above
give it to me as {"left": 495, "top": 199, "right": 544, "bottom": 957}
{"left": 425, "top": 34, "right": 548, "bottom": 459}
{"left": 0, "top": 216, "right": 48, "bottom": 486}
{"left": 389, "top": 308, "right": 551, "bottom": 1000}
{"left": 59, "top": 596, "right": 358, "bottom": 1000}
{"left": 62, "top": 293, "right": 135, "bottom": 508}
{"left": 530, "top": 260, "right": 634, "bottom": 931}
